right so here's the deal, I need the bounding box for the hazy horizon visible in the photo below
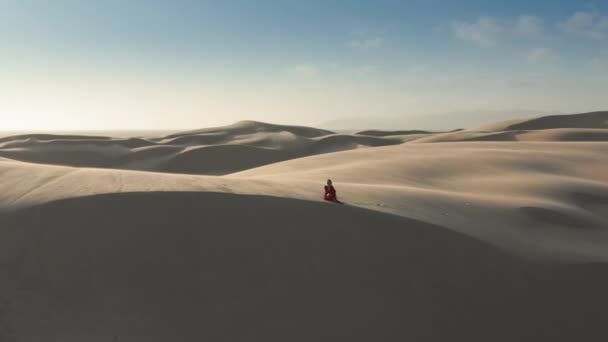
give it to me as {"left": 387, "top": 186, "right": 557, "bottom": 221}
{"left": 0, "top": 108, "right": 571, "bottom": 135}
{"left": 0, "top": 108, "right": 564, "bottom": 134}
{"left": 2, "top": 1, "right": 607, "bottom": 130}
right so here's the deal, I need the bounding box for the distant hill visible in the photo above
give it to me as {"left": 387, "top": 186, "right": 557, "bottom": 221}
{"left": 412, "top": 111, "right": 608, "bottom": 143}
{"left": 477, "top": 111, "right": 608, "bottom": 132}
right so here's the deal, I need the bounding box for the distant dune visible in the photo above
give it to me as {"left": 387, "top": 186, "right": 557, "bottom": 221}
{"left": 165, "top": 120, "right": 335, "bottom": 139}
{"left": 2, "top": 112, "right": 607, "bottom": 176}
{"left": 412, "top": 111, "right": 608, "bottom": 143}
{"left": 478, "top": 111, "right": 608, "bottom": 132}
{"left": 354, "top": 129, "right": 433, "bottom": 136}
{"left": 1, "top": 111, "right": 607, "bottom": 341}
{"left": 0, "top": 121, "right": 402, "bottom": 175}
{"left": 412, "top": 127, "right": 608, "bottom": 143}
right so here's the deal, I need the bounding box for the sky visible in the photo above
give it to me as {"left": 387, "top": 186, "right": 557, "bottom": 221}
{"left": 1, "top": 0, "right": 607, "bottom": 130}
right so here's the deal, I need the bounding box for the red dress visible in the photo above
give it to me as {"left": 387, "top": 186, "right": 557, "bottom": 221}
{"left": 324, "top": 185, "right": 341, "bottom": 203}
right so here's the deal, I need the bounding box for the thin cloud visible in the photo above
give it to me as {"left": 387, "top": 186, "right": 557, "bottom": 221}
{"left": 350, "top": 37, "right": 384, "bottom": 49}
{"left": 514, "top": 15, "right": 544, "bottom": 38}
{"left": 451, "top": 15, "right": 544, "bottom": 46}
{"left": 527, "top": 47, "right": 559, "bottom": 63}
{"left": 559, "top": 11, "right": 608, "bottom": 39}
{"left": 450, "top": 17, "right": 503, "bottom": 47}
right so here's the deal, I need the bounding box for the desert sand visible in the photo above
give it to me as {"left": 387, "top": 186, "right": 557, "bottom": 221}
{"left": 0, "top": 111, "right": 607, "bottom": 341}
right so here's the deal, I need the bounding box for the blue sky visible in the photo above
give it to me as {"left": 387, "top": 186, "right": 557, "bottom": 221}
{"left": 1, "top": 0, "right": 607, "bottom": 129}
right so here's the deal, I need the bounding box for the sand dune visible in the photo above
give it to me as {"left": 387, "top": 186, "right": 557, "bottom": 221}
{"left": 2, "top": 113, "right": 608, "bottom": 175}
{"left": 478, "top": 111, "right": 608, "bottom": 132}
{"left": 2, "top": 141, "right": 607, "bottom": 262}
{"left": 354, "top": 129, "right": 433, "bottom": 136}
{"left": 165, "top": 145, "right": 292, "bottom": 175}
{"left": 412, "top": 127, "right": 608, "bottom": 143}
{"left": 1, "top": 191, "right": 607, "bottom": 341}
{"left": 309, "top": 134, "right": 402, "bottom": 153}
{"left": 411, "top": 111, "right": 608, "bottom": 143}
{"left": 0, "top": 121, "right": 402, "bottom": 175}
{"left": 1, "top": 111, "right": 608, "bottom": 340}
{"left": 232, "top": 141, "right": 608, "bottom": 262}
{"left": 164, "top": 120, "right": 335, "bottom": 139}
{"left": 0, "top": 133, "right": 111, "bottom": 143}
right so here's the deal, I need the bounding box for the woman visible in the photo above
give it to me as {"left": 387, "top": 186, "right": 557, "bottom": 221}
{"left": 323, "top": 179, "right": 342, "bottom": 204}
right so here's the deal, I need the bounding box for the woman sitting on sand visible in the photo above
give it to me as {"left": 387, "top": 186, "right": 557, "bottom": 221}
{"left": 323, "top": 179, "right": 342, "bottom": 204}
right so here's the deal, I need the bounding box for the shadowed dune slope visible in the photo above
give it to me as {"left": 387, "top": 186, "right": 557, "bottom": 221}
{"left": 354, "top": 129, "right": 433, "bottom": 136}
{"left": 1, "top": 192, "right": 607, "bottom": 342}
{"left": 163, "top": 120, "right": 335, "bottom": 138}
{"left": 308, "top": 134, "right": 402, "bottom": 153}
{"left": 165, "top": 145, "right": 293, "bottom": 175}
{"left": 0, "top": 134, "right": 111, "bottom": 144}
